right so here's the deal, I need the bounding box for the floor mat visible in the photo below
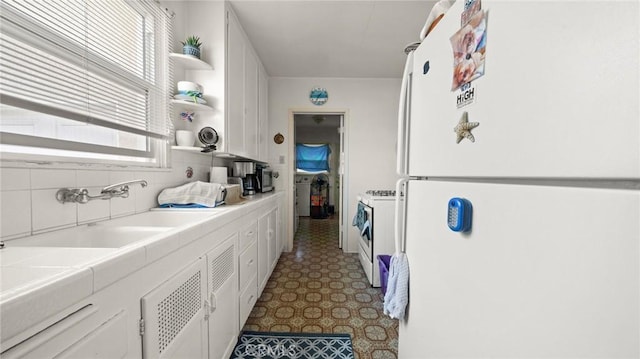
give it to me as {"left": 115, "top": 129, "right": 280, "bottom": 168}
{"left": 230, "top": 331, "right": 354, "bottom": 359}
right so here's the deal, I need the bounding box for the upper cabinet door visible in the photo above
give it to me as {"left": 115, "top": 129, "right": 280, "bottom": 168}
{"left": 258, "top": 65, "right": 269, "bottom": 163}
{"left": 226, "top": 10, "right": 245, "bottom": 155}
{"left": 408, "top": 1, "right": 639, "bottom": 179}
{"left": 244, "top": 47, "right": 259, "bottom": 159}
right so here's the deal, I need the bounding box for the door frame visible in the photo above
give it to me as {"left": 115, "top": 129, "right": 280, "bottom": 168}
{"left": 287, "top": 108, "right": 349, "bottom": 252}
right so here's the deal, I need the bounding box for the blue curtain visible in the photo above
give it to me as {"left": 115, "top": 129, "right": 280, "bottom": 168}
{"left": 296, "top": 144, "right": 331, "bottom": 172}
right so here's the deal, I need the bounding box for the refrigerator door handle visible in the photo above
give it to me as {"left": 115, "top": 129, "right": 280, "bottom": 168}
{"left": 396, "top": 52, "right": 413, "bottom": 176}
{"left": 394, "top": 177, "right": 411, "bottom": 254}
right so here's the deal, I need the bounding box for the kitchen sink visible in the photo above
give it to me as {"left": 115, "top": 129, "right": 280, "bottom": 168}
{"left": 6, "top": 225, "right": 167, "bottom": 248}
{"left": 5, "top": 211, "right": 218, "bottom": 249}
{"left": 101, "top": 210, "right": 215, "bottom": 227}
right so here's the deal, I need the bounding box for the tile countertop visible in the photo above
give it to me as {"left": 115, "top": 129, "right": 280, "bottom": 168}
{"left": 0, "top": 191, "right": 282, "bottom": 346}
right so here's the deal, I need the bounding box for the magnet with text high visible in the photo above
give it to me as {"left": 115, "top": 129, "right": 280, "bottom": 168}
{"left": 454, "top": 111, "right": 479, "bottom": 143}
{"left": 423, "top": 61, "right": 430, "bottom": 74}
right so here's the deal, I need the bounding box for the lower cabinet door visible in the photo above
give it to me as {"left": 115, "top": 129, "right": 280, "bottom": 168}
{"left": 257, "top": 213, "right": 270, "bottom": 292}
{"left": 268, "top": 209, "right": 277, "bottom": 270}
{"left": 205, "top": 233, "right": 239, "bottom": 359}
{"left": 0, "top": 306, "right": 128, "bottom": 359}
{"left": 140, "top": 258, "right": 208, "bottom": 359}
{"left": 57, "top": 311, "right": 128, "bottom": 359}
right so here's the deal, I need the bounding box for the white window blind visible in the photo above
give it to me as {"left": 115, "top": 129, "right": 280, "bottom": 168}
{"left": 0, "top": 0, "right": 171, "bottom": 163}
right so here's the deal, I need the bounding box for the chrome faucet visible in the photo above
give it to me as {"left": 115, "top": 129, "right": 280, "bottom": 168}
{"left": 56, "top": 179, "right": 147, "bottom": 204}
{"left": 101, "top": 179, "right": 148, "bottom": 196}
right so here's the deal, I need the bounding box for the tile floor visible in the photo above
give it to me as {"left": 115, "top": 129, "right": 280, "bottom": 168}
{"left": 243, "top": 216, "right": 399, "bottom": 358}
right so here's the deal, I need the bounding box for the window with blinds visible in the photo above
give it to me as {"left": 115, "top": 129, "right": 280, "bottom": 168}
{"left": 0, "top": 0, "right": 172, "bottom": 165}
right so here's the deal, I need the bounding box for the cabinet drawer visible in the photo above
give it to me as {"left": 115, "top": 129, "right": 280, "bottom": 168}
{"left": 238, "top": 240, "right": 257, "bottom": 291}
{"left": 239, "top": 276, "right": 258, "bottom": 328}
{"left": 239, "top": 221, "right": 258, "bottom": 251}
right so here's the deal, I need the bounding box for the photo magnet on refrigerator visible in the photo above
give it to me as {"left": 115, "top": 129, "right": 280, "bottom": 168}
{"left": 450, "top": 6, "right": 487, "bottom": 91}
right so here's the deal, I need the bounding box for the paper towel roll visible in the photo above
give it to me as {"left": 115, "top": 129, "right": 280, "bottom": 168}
{"left": 210, "top": 167, "right": 228, "bottom": 184}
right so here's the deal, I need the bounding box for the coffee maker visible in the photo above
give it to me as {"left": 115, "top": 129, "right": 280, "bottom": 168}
{"left": 233, "top": 161, "right": 259, "bottom": 196}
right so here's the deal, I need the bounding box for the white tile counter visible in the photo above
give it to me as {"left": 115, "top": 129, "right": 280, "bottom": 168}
{"left": 0, "top": 192, "right": 283, "bottom": 349}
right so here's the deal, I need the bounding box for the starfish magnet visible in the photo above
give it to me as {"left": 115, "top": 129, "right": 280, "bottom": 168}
{"left": 454, "top": 111, "right": 479, "bottom": 143}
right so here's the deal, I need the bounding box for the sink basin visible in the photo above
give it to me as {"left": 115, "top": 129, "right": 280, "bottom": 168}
{"left": 5, "top": 211, "right": 219, "bottom": 249}
{"left": 7, "top": 226, "right": 168, "bottom": 248}
{"left": 103, "top": 210, "right": 217, "bottom": 227}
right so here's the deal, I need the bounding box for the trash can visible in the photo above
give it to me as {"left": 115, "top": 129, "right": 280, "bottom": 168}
{"left": 378, "top": 255, "right": 391, "bottom": 295}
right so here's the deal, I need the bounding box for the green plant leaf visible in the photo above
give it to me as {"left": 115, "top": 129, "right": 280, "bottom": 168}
{"left": 181, "top": 35, "right": 202, "bottom": 48}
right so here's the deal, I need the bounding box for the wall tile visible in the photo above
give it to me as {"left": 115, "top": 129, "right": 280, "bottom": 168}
{"left": 77, "top": 187, "right": 110, "bottom": 224}
{"left": 135, "top": 185, "right": 161, "bottom": 213}
{"left": 1, "top": 152, "right": 222, "bottom": 235}
{"left": 108, "top": 172, "right": 142, "bottom": 218}
{"left": 108, "top": 171, "right": 137, "bottom": 184}
{"left": 0, "top": 190, "right": 32, "bottom": 238}
{"left": 109, "top": 194, "right": 136, "bottom": 218}
{"left": 77, "top": 170, "right": 110, "bottom": 188}
{"left": 32, "top": 189, "right": 77, "bottom": 232}
{"left": 31, "top": 169, "right": 76, "bottom": 190}
{"left": 0, "top": 168, "right": 31, "bottom": 191}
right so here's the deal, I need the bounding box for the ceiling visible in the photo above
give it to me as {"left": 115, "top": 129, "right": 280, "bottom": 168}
{"left": 229, "top": 0, "right": 436, "bottom": 78}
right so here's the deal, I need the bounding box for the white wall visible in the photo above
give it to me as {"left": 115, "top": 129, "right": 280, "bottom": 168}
{"left": 268, "top": 77, "right": 400, "bottom": 253}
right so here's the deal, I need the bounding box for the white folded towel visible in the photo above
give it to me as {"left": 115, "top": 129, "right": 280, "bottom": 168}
{"left": 157, "top": 181, "right": 222, "bottom": 207}
{"left": 383, "top": 252, "right": 409, "bottom": 319}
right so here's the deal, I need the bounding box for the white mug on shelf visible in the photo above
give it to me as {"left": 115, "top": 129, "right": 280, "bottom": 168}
{"left": 176, "top": 130, "right": 196, "bottom": 147}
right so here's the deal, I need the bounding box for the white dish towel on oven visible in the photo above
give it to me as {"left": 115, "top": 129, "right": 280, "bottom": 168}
{"left": 383, "top": 252, "right": 409, "bottom": 319}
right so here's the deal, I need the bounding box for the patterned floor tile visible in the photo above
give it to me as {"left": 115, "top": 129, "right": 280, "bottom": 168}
{"left": 243, "top": 216, "right": 398, "bottom": 358}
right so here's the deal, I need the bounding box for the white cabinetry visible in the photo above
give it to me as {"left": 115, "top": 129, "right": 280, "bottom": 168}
{"left": 204, "top": 233, "right": 238, "bottom": 359}
{"left": 140, "top": 258, "right": 208, "bottom": 359}
{"left": 1, "top": 306, "right": 129, "bottom": 359}
{"left": 2, "top": 194, "right": 285, "bottom": 359}
{"left": 225, "top": 8, "right": 266, "bottom": 160}
{"left": 258, "top": 65, "right": 269, "bottom": 162}
{"left": 257, "top": 208, "right": 277, "bottom": 293}
{"left": 226, "top": 10, "right": 245, "bottom": 156}
{"left": 237, "top": 219, "right": 258, "bottom": 328}
{"left": 257, "top": 213, "right": 269, "bottom": 292}
{"left": 244, "top": 48, "right": 259, "bottom": 158}
{"left": 173, "top": 3, "right": 269, "bottom": 161}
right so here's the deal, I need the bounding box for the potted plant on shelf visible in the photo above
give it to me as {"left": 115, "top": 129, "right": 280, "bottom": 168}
{"left": 181, "top": 35, "right": 202, "bottom": 59}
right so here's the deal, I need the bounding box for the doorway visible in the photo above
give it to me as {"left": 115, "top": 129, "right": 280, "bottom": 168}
{"left": 289, "top": 110, "right": 347, "bottom": 250}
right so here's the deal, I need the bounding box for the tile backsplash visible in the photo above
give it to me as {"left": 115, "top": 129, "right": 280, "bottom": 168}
{"left": 0, "top": 150, "right": 227, "bottom": 240}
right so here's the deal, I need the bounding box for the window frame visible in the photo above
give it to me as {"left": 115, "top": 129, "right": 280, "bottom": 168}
{"left": 0, "top": 0, "right": 172, "bottom": 168}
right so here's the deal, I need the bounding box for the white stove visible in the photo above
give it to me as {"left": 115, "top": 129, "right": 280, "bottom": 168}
{"left": 355, "top": 189, "right": 397, "bottom": 287}
{"left": 358, "top": 189, "right": 397, "bottom": 205}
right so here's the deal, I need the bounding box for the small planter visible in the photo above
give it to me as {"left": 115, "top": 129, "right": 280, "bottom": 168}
{"left": 182, "top": 44, "right": 200, "bottom": 59}
{"left": 181, "top": 35, "right": 202, "bottom": 59}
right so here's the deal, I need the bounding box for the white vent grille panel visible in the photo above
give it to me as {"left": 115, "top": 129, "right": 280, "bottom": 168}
{"left": 210, "top": 245, "right": 234, "bottom": 293}
{"left": 156, "top": 271, "right": 202, "bottom": 354}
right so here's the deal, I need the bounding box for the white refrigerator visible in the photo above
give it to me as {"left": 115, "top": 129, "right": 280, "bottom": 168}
{"left": 396, "top": 1, "right": 639, "bottom": 358}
